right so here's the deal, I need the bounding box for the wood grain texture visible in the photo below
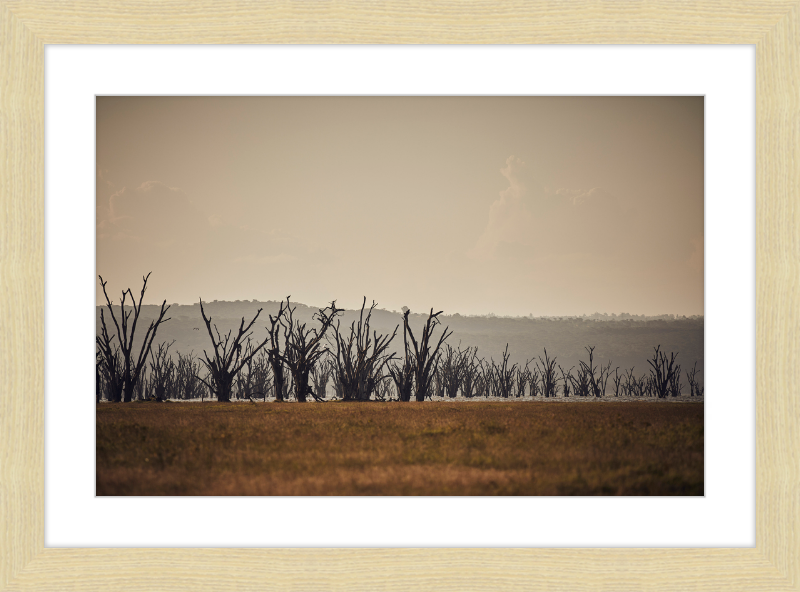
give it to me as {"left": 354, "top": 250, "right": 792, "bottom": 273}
{"left": 757, "top": 2, "right": 800, "bottom": 589}
{"left": 1, "top": 1, "right": 797, "bottom": 590}
{"left": 1, "top": 0, "right": 798, "bottom": 43}
{"left": 0, "top": 2, "right": 44, "bottom": 592}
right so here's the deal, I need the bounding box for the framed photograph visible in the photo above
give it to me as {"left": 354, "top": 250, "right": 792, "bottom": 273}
{"left": 1, "top": 2, "right": 794, "bottom": 590}
{"left": 92, "top": 94, "right": 706, "bottom": 498}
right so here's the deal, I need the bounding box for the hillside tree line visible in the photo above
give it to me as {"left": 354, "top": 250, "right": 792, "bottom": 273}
{"left": 96, "top": 274, "right": 704, "bottom": 403}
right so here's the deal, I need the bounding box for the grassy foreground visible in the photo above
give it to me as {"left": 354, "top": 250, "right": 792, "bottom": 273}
{"left": 96, "top": 401, "right": 703, "bottom": 496}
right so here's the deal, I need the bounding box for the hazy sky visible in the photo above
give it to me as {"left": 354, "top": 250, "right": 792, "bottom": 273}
{"left": 96, "top": 96, "right": 703, "bottom": 316}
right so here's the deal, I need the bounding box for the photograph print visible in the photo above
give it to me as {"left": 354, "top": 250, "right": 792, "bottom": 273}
{"left": 96, "top": 96, "right": 704, "bottom": 496}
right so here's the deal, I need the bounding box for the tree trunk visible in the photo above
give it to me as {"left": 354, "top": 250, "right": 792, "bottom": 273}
{"left": 109, "top": 380, "right": 123, "bottom": 403}
{"left": 122, "top": 375, "right": 134, "bottom": 403}
{"left": 293, "top": 368, "right": 311, "bottom": 402}
{"left": 272, "top": 361, "right": 285, "bottom": 402}
{"left": 399, "top": 381, "right": 412, "bottom": 402}
{"left": 216, "top": 374, "right": 234, "bottom": 402}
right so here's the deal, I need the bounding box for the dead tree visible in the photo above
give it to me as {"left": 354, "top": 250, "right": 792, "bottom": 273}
{"left": 558, "top": 365, "right": 573, "bottom": 398}
{"left": 96, "top": 328, "right": 123, "bottom": 402}
{"left": 623, "top": 367, "right": 637, "bottom": 397}
{"left": 198, "top": 369, "right": 213, "bottom": 402}
{"left": 311, "top": 357, "right": 333, "bottom": 401}
{"left": 329, "top": 358, "right": 345, "bottom": 400}
{"left": 281, "top": 372, "right": 294, "bottom": 401}
{"left": 134, "top": 372, "right": 147, "bottom": 400}
{"left": 474, "top": 359, "right": 491, "bottom": 398}
{"left": 281, "top": 297, "right": 342, "bottom": 402}
{"left": 176, "top": 351, "right": 205, "bottom": 400}
{"left": 95, "top": 350, "right": 102, "bottom": 403}
{"left": 433, "top": 367, "right": 444, "bottom": 399}
{"left": 402, "top": 308, "right": 452, "bottom": 401}
{"left": 388, "top": 312, "right": 415, "bottom": 402}
{"left": 96, "top": 346, "right": 125, "bottom": 403}
{"left": 250, "top": 349, "right": 272, "bottom": 401}
{"left": 635, "top": 372, "right": 650, "bottom": 397}
{"left": 647, "top": 345, "right": 680, "bottom": 399}
{"left": 537, "top": 348, "right": 559, "bottom": 398}
{"left": 597, "top": 361, "right": 613, "bottom": 397}
{"left": 488, "top": 361, "right": 501, "bottom": 397}
{"left": 530, "top": 365, "right": 541, "bottom": 397}
{"left": 686, "top": 361, "right": 703, "bottom": 397}
{"left": 440, "top": 344, "right": 471, "bottom": 399}
{"left": 388, "top": 358, "right": 414, "bottom": 402}
{"left": 373, "top": 370, "right": 394, "bottom": 401}
{"left": 97, "top": 273, "right": 171, "bottom": 402}
{"left": 459, "top": 348, "right": 479, "bottom": 398}
{"left": 514, "top": 360, "right": 532, "bottom": 398}
{"left": 612, "top": 367, "right": 622, "bottom": 397}
{"left": 578, "top": 346, "right": 597, "bottom": 396}
{"left": 492, "top": 344, "right": 517, "bottom": 399}
{"left": 331, "top": 298, "right": 398, "bottom": 401}
{"left": 198, "top": 299, "right": 270, "bottom": 402}
{"left": 569, "top": 363, "right": 591, "bottom": 397}
{"left": 266, "top": 301, "right": 289, "bottom": 402}
{"left": 669, "top": 363, "right": 683, "bottom": 397}
{"left": 579, "top": 346, "right": 612, "bottom": 397}
{"left": 148, "top": 340, "right": 176, "bottom": 401}
{"left": 642, "top": 373, "right": 655, "bottom": 397}
{"left": 242, "top": 351, "right": 271, "bottom": 401}
{"left": 628, "top": 369, "right": 649, "bottom": 398}
{"left": 234, "top": 339, "right": 261, "bottom": 400}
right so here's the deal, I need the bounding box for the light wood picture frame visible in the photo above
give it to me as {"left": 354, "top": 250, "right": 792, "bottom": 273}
{"left": 1, "top": 1, "right": 796, "bottom": 589}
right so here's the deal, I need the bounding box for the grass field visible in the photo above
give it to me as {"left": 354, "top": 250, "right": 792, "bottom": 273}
{"left": 96, "top": 401, "right": 703, "bottom": 496}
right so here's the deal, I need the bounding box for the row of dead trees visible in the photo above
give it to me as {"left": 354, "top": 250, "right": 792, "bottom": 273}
{"left": 96, "top": 273, "right": 704, "bottom": 403}
{"left": 96, "top": 273, "right": 453, "bottom": 403}
{"left": 387, "top": 343, "right": 703, "bottom": 400}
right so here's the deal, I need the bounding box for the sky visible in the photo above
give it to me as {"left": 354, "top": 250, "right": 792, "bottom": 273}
{"left": 96, "top": 96, "right": 703, "bottom": 317}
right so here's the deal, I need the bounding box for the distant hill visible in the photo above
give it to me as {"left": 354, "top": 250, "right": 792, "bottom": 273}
{"left": 96, "top": 299, "right": 704, "bottom": 386}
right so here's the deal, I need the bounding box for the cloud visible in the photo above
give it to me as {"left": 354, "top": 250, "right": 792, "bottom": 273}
{"left": 463, "top": 155, "right": 704, "bottom": 319}
{"left": 555, "top": 187, "right": 620, "bottom": 213}
{"left": 470, "top": 156, "right": 535, "bottom": 260}
{"left": 470, "top": 156, "right": 628, "bottom": 262}
{"left": 96, "top": 167, "right": 114, "bottom": 190}
{"left": 500, "top": 155, "right": 537, "bottom": 194}
{"left": 97, "top": 181, "right": 211, "bottom": 246}
{"left": 687, "top": 236, "right": 704, "bottom": 273}
{"left": 96, "top": 179, "right": 331, "bottom": 275}
{"left": 96, "top": 168, "right": 117, "bottom": 232}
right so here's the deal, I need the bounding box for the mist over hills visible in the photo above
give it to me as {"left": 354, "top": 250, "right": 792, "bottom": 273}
{"left": 97, "top": 298, "right": 704, "bottom": 386}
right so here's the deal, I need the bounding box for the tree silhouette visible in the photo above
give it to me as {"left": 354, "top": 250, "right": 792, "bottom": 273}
{"left": 266, "top": 300, "right": 289, "bottom": 402}
{"left": 647, "top": 345, "right": 680, "bottom": 399}
{"left": 402, "top": 308, "right": 452, "bottom": 402}
{"left": 198, "top": 299, "right": 269, "bottom": 402}
{"left": 331, "top": 298, "right": 398, "bottom": 401}
{"left": 537, "top": 348, "right": 559, "bottom": 398}
{"left": 148, "top": 340, "right": 176, "bottom": 401}
{"left": 281, "top": 297, "right": 342, "bottom": 402}
{"left": 97, "top": 272, "right": 170, "bottom": 402}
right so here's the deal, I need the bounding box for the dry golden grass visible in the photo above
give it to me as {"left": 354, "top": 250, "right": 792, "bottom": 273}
{"left": 96, "top": 401, "right": 703, "bottom": 496}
